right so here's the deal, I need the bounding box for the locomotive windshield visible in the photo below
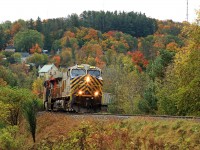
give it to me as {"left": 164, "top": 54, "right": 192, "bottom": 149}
{"left": 71, "top": 69, "right": 86, "bottom": 78}
{"left": 88, "top": 70, "right": 101, "bottom": 77}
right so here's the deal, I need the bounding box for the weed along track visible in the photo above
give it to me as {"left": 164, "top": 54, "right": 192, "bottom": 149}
{"left": 32, "top": 111, "right": 200, "bottom": 149}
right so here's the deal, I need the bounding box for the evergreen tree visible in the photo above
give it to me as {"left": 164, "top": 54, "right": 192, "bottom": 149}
{"left": 35, "top": 17, "right": 42, "bottom": 32}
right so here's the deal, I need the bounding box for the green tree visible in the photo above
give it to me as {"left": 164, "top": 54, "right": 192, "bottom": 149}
{"left": 32, "top": 78, "right": 44, "bottom": 98}
{"left": 0, "top": 26, "right": 6, "bottom": 50}
{"left": 9, "top": 64, "right": 36, "bottom": 89}
{"left": 0, "top": 86, "right": 35, "bottom": 125}
{"left": 11, "top": 52, "right": 22, "bottom": 63}
{"left": 35, "top": 17, "right": 42, "bottom": 32}
{"left": 0, "top": 66, "right": 17, "bottom": 87}
{"left": 138, "top": 80, "right": 158, "bottom": 114}
{"left": 26, "top": 53, "right": 48, "bottom": 67}
{"left": 0, "top": 101, "right": 10, "bottom": 125}
{"left": 14, "top": 29, "right": 43, "bottom": 52}
{"left": 157, "top": 18, "right": 200, "bottom": 116}
{"left": 23, "top": 99, "right": 39, "bottom": 143}
{"left": 28, "top": 18, "right": 35, "bottom": 30}
{"left": 0, "top": 126, "right": 23, "bottom": 150}
{"left": 103, "top": 55, "right": 145, "bottom": 114}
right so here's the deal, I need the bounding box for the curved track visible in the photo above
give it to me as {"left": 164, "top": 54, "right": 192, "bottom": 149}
{"left": 38, "top": 111, "right": 200, "bottom": 121}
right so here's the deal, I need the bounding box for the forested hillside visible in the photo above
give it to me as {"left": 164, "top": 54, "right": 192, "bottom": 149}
{"left": 0, "top": 10, "right": 199, "bottom": 116}
{"left": 0, "top": 10, "right": 200, "bottom": 149}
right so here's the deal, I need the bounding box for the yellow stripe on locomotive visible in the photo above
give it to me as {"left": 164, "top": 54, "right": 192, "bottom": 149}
{"left": 70, "top": 74, "right": 103, "bottom": 97}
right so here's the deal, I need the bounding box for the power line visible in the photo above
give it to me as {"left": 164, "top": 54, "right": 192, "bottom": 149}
{"left": 186, "top": 0, "right": 189, "bottom": 21}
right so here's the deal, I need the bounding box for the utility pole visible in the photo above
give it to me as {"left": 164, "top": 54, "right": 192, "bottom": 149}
{"left": 186, "top": 0, "right": 189, "bottom": 22}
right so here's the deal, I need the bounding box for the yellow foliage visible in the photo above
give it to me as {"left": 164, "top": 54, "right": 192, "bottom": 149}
{"left": 32, "top": 78, "right": 44, "bottom": 98}
{"left": 0, "top": 78, "right": 7, "bottom": 86}
{"left": 0, "top": 101, "right": 10, "bottom": 124}
{"left": 166, "top": 42, "right": 179, "bottom": 51}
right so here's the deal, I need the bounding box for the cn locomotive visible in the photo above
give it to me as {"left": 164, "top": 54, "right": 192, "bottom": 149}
{"left": 43, "top": 64, "right": 106, "bottom": 113}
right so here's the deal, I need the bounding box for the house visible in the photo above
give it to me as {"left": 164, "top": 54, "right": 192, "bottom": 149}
{"left": 38, "top": 64, "right": 60, "bottom": 79}
{"left": 20, "top": 52, "right": 30, "bottom": 62}
{"left": 42, "top": 50, "right": 49, "bottom": 54}
{"left": 5, "top": 45, "right": 15, "bottom": 52}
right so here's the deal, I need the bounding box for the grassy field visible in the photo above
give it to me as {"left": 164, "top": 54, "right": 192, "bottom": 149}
{"left": 17, "top": 112, "right": 200, "bottom": 149}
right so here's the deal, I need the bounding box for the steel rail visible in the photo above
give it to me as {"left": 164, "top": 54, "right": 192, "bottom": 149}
{"left": 38, "top": 111, "right": 200, "bottom": 121}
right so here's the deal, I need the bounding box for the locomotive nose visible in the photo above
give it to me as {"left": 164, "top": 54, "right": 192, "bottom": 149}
{"left": 85, "top": 76, "right": 90, "bottom": 82}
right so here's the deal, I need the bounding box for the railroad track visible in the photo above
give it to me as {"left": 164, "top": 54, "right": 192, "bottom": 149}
{"left": 38, "top": 111, "right": 200, "bottom": 121}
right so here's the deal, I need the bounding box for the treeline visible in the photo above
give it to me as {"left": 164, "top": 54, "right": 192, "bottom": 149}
{"left": 0, "top": 10, "right": 157, "bottom": 51}
{"left": 77, "top": 11, "right": 157, "bottom": 37}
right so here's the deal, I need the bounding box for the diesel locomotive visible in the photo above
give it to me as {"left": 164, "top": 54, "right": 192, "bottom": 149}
{"left": 43, "top": 64, "right": 106, "bottom": 113}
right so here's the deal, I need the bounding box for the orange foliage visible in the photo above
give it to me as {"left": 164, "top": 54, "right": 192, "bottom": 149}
{"left": 0, "top": 78, "right": 7, "bottom": 86}
{"left": 95, "top": 48, "right": 106, "bottom": 68}
{"left": 166, "top": 42, "right": 179, "bottom": 51}
{"left": 153, "top": 42, "right": 165, "bottom": 49}
{"left": 64, "top": 31, "right": 75, "bottom": 38}
{"left": 53, "top": 55, "right": 61, "bottom": 67}
{"left": 11, "top": 22, "right": 22, "bottom": 35}
{"left": 128, "top": 50, "right": 148, "bottom": 72}
{"left": 30, "top": 43, "right": 42, "bottom": 54}
{"left": 84, "top": 28, "right": 99, "bottom": 41}
{"left": 107, "top": 31, "right": 116, "bottom": 37}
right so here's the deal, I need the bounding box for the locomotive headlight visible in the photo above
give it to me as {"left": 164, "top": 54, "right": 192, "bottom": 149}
{"left": 78, "top": 90, "right": 83, "bottom": 95}
{"left": 86, "top": 76, "right": 90, "bottom": 82}
{"left": 94, "top": 91, "right": 99, "bottom": 97}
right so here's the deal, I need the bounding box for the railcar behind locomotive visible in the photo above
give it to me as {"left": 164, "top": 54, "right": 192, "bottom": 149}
{"left": 43, "top": 64, "right": 106, "bottom": 112}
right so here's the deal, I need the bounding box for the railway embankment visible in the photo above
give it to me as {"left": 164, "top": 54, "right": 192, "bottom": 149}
{"left": 18, "top": 112, "right": 200, "bottom": 149}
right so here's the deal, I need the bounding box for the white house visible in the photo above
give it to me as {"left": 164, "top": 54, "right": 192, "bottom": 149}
{"left": 38, "top": 64, "right": 59, "bottom": 79}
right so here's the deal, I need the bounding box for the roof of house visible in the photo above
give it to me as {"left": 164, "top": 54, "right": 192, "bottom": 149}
{"left": 5, "top": 45, "right": 15, "bottom": 50}
{"left": 38, "top": 64, "right": 56, "bottom": 73}
{"left": 20, "top": 52, "right": 30, "bottom": 58}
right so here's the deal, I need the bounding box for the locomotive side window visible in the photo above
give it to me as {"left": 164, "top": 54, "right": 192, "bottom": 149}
{"left": 88, "top": 70, "right": 101, "bottom": 77}
{"left": 71, "top": 69, "right": 86, "bottom": 78}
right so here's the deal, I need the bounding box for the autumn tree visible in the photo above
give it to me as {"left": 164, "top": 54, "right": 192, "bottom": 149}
{"left": 157, "top": 15, "right": 200, "bottom": 116}
{"left": 77, "top": 41, "right": 104, "bottom": 67}
{"left": 103, "top": 54, "right": 145, "bottom": 114}
{"left": 128, "top": 50, "right": 148, "bottom": 72}
{"left": 10, "top": 22, "right": 22, "bottom": 36}
{"left": 29, "top": 43, "right": 42, "bottom": 54}
{"left": 60, "top": 48, "right": 73, "bottom": 67}
{"left": 32, "top": 78, "right": 43, "bottom": 98}
{"left": 9, "top": 64, "right": 36, "bottom": 89}
{"left": 52, "top": 55, "right": 61, "bottom": 67}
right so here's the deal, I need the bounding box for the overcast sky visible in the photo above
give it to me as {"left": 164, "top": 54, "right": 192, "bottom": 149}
{"left": 0, "top": 0, "right": 199, "bottom": 23}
